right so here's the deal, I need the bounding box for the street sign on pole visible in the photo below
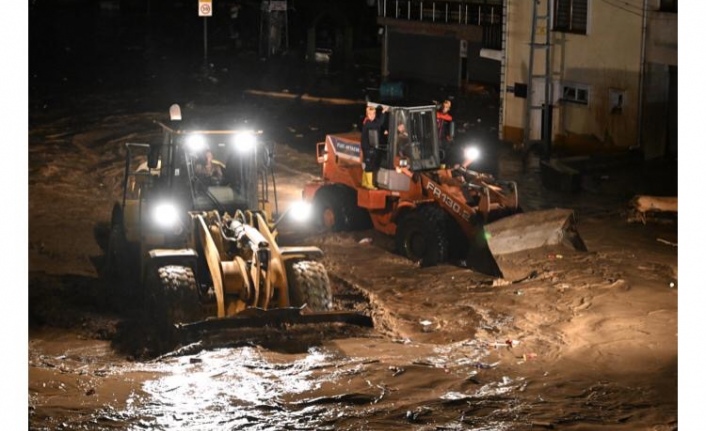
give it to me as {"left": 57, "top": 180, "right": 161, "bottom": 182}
{"left": 199, "top": 0, "right": 212, "bottom": 17}
{"left": 198, "top": 0, "right": 211, "bottom": 68}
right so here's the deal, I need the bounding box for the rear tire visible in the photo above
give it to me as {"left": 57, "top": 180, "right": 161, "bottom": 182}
{"left": 105, "top": 212, "right": 141, "bottom": 305}
{"left": 313, "top": 187, "right": 347, "bottom": 232}
{"left": 395, "top": 205, "right": 449, "bottom": 267}
{"left": 105, "top": 221, "right": 127, "bottom": 279}
{"left": 105, "top": 204, "right": 132, "bottom": 279}
{"left": 340, "top": 186, "right": 372, "bottom": 230}
{"left": 313, "top": 186, "right": 370, "bottom": 232}
{"left": 286, "top": 260, "right": 333, "bottom": 311}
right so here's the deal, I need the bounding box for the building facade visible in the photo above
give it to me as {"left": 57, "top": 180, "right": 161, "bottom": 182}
{"left": 499, "top": 0, "right": 677, "bottom": 158}
{"left": 374, "top": 0, "right": 677, "bottom": 159}
{"left": 375, "top": 0, "right": 504, "bottom": 87}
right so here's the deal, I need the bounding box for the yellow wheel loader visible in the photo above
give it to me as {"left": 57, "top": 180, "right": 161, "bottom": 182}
{"left": 105, "top": 104, "right": 370, "bottom": 347}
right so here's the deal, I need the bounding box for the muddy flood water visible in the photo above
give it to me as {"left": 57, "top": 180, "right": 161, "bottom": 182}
{"left": 30, "top": 328, "right": 540, "bottom": 430}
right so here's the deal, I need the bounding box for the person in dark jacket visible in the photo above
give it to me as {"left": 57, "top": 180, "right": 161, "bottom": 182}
{"left": 436, "top": 99, "right": 456, "bottom": 164}
{"left": 436, "top": 99, "right": 453, "bottom": 142}
{"left": 360, "top": 104, "right": 388, "bottom": 189}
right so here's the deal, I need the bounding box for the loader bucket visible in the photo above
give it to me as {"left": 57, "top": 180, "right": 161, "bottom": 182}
{"left": 176, "top": 306, "right": 374, "bottom": 334}
{"left": 477, "top": 208, "right": 587, "bottom": 280}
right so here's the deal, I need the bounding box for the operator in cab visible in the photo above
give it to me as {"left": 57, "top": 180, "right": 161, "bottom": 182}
{"left": 195, "top": 149, "right": 225, "bottom": 185}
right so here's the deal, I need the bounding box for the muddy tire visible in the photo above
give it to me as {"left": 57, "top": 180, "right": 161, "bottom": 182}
{"left": 145, "top": 265, "right": 202, "bottom": 329}
{"left": 313, "top": 186, "right": 371, "bottom": 232}
{"left": 105, "top": 221, "right": 127, "bottom": 279}
{"left": 395, "top": 205, "right": 449, "bottom": 267}
{"left": 312, "top": 186, "right": 348, "bottom": 232}
{"left": 286, "top": 260, "right": 333, "bottom": 311}
{"left": 105, "top": 204, "right": 131, "bottom": 279}
{"left": 341, "top": 186, "right": 373, "bottom": 230}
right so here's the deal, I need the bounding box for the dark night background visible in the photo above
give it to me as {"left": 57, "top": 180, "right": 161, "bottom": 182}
{"left": 27, "top": 0, "right": 382, "bottom": 114}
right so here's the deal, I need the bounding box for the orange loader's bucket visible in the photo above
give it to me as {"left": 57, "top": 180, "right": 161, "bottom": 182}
{"left": 480, "top": 208, "right": 587, "bottom": 280}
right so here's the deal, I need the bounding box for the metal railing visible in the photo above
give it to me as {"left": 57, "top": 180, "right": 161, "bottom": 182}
{"left": 377, "top": 0, "right": 503, "bottom": 49}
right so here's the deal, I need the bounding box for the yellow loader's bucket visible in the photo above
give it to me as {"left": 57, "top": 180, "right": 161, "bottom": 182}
{"left": 480, "top": 208, "right": 587, "bottom": 280}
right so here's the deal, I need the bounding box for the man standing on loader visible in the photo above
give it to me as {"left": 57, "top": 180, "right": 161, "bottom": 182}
{"left": 360, "top": 104, "right": 389, "bottom": 190}
{"left": 436, "top": 99, "right": 454, "bottom": 162}
{"left": 436, "top": 99, "right": 453, "bottom": 141}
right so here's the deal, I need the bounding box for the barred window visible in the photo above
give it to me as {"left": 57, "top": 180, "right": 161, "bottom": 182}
{"left": 554, "top": 0, "right": 588, "bottom": 34}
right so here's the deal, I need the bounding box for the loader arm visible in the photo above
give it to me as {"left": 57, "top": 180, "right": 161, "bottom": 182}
{"left": 416, "top": 169, "right": 585, "bottom": 280}
{"left": 195, "top": 214, "right": 228, "bottom": 317}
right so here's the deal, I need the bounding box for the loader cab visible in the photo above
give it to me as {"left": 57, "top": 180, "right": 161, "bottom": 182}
{"left": 119, "top": 116, "right": 274, "bottom": 246}
{"left": 153, "top": 127, "right": 266, "bottom": 216}
{"left": 376, "top": 103, "right": 441, "bottom": 172}
{"left": 139, "top": 103, "right": 268, "bottom": 217}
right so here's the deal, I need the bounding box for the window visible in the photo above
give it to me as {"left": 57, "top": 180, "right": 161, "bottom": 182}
{"left": 553, "top": 0, "right": 588, "bottom": 34}
{"left": 561, "top": 83, "right": 590, "bottom": 105}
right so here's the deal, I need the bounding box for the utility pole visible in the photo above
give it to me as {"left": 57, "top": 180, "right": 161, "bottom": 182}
{"left": 198, "top": 0, "right": 213, "bottom": 71}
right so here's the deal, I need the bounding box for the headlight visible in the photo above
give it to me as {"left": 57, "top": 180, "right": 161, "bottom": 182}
{"left": 152, "top": 202, "right": 181, "bottom": 228}
{"left": 399, "top": 158, "right": 409, "bottom": 167}
{"left": 186, "top": 134, "right": 207, "bottom": 153}
{"left": 288, "top": 201, "right": 312, "bottom": 222}
{"left": 274, "top": 201, "right": 312, "bottom": 229}
{"left": 464, "top": 146, "right": 481, "bottom": 162}
{"left": 232, "top": 131, "right": 257, "bottom": 153}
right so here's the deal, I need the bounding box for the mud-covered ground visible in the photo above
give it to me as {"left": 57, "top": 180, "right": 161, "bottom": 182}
{"left": 24, "top": 7, "right": 686, "bottom": 430}
{"left": 26, "top": 89, "right": 682, "bottom": 430}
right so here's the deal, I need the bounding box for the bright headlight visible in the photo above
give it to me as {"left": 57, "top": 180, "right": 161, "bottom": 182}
{"left": 152, "top": 202, "right": 180, "bottom": 228}
{"left": 186, "top": 134, "right": 207, "bottom": 152}
{"left": 464, "top": 146, "right": 481, "bottom": 161}
{"left": 232, "top": 131, "right": 257, "bottom": 153}
{"left": 288, "top": 201, "right": 312, "bottom": 222}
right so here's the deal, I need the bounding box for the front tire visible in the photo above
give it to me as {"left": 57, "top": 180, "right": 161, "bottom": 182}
{"left": 395, "top": 206, "right": 449, "bottom": 267}
{"left": 145, "top": 265, "right": 202, "bottom": 328}
{"left": 286, "top": 260, "right": 333, "bottom": 311}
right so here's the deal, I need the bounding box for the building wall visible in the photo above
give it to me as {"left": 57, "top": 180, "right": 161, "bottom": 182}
{"left": 387, "top": 30, "right": 461, "bottom": 86}
{"left": 502, "top": 0, "right": 644, "bottom": 150}
{"left": 378, "top": 16, "right": 484, "bottom": 88}
{"left": 640, "top": 4, "right": 678, "bottom": 160}
{"left": 466, "top": 41, "right": 501, "bottom": 86}
{"left": 645, "top": 5, "right": 678, "bottom": 66}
